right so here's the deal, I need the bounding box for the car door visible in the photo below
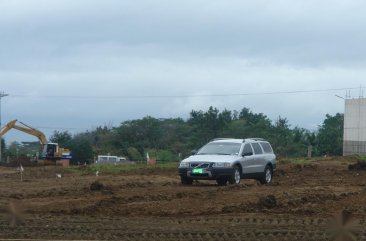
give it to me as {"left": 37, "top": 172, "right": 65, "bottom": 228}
{"left": 250, "top": 142, "right": 266, "bottom": 173}
{"left": 240, "top": 143, "right": 257, "bottom": 174}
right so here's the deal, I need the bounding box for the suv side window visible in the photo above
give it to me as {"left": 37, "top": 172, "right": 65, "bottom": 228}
{"left": 251, "top": 143, "right": 263, "bottom": 154}
{"left": 260, "top": 142, "right": 273, "bottom": 154}
{"left": 242, "top": 143, "right": 253, "bottom": 156}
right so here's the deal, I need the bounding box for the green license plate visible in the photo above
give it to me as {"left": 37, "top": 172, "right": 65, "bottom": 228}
{"left": 192, "top": 168, "right": 204, "bottom": 174}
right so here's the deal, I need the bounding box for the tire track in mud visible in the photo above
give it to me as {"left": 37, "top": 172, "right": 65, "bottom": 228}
{"left": 0, "top": 215, "right": 365, "bottom": 241}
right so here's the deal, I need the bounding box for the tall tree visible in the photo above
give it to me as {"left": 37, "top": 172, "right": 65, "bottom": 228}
{"left": 49, "top": 131, "right": 73, "bottom": 149}
{"left": 317, "top": 113, "right": 344, "bottom": 155}
{"left": 127, "top": 147, "right": 143, "bottom": 161}
{"left": 188, "top": 106, "right": 231, "bottom": 146}
{"left": 69, "top": 133, "right": 93, "bottom": 165}
{"left": 270, "top": 116, "right": 292, "bottom": 157}
{"left": 236, "top": 107, "right": 272, "bottom": 138}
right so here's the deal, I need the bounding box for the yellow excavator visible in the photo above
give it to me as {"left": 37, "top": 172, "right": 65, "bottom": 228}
{"left": 0, "top": 119, "right": 72, "bottom": 161}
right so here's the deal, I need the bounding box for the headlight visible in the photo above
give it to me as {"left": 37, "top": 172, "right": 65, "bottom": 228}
{"left": 212, "top": 162, "right": 231, "bottom": 168}
{"left": 179, "top": 162, "right": 189, "bottom": 168}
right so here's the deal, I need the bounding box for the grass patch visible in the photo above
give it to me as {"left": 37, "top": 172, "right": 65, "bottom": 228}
{"left": 357, "top": 155, "right": 366, "bottom": 161}
{"left": 280, "top": 158, "right": 314, "bottom": 165}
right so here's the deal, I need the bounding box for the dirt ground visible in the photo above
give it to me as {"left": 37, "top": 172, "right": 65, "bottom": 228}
{"left": 0, "top": 156, "right": 366, "bottom": 241}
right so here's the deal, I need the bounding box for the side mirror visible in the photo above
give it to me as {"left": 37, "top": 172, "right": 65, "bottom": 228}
{"left": 191, "top": 149, "right": 197, "bottom": 155}
{"left": 242, "top": 151, "right": 253, "bottom": 157}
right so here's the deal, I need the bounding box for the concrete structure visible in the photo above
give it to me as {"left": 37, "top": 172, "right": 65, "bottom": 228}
{"left": 343, "top": 98, "right": 366, "bottom": 156}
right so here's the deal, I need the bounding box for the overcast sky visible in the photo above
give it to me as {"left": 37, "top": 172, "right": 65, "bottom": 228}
{"left": 1, "top": 0, "right": 366, "bottom": 143}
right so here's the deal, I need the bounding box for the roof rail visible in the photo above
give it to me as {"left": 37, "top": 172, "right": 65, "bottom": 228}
{"left": 211, "top": 138, "right": 233, "bottom": 141}
{"left": 247, "top": 138, "right": 267, "bottom": 141}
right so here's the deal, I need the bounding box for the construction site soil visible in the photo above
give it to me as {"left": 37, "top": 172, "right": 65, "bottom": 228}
{"left": 1, "top": 156, "right": 366, "bottom": 240}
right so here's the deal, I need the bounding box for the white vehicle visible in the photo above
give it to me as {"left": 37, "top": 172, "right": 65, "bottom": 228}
{"left": 95, "top": 155, "right": 128, "bottom": 165}
{"left": 178, "top": 138, "right": 276, "bottom": 185}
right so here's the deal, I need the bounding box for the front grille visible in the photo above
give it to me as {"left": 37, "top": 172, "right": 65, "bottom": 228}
{"left": 190, "top": 163, "right": 211, "bottom": 168}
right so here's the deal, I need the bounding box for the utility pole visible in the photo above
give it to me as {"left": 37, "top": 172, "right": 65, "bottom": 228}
{"left": 0, "top": 91, "right": 9, "bottom": 162}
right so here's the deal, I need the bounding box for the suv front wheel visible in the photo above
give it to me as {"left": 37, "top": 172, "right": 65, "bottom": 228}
{"left": 228, "top": 165, "right": 241, "bottom": 184}
{"left": 260, "top": 165, "right": 272, "bottom": 184}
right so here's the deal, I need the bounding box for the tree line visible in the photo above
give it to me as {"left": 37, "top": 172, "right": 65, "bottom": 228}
{"left": 1, "top": 107, "right": 344, "bottom": 164}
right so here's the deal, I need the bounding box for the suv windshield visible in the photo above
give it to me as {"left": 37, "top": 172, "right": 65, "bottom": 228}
{"left": 197, "top": 142, "right": 241, "bottom": 155}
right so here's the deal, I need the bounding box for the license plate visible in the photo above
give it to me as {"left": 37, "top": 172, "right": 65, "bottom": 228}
{"left": 192, "top": 168, "right": 204, "bottom": 174}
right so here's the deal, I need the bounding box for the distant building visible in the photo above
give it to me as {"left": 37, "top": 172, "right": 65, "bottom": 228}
{"left": 343, "top": 98, "right": 366, "bottom": 156}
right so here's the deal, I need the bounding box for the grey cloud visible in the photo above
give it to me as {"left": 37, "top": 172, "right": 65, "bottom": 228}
{"left": 0, "top": 0, "right": 365, "bottom": 142}
{"left": 2, "top": 0, "right": 366, "bottom": 69}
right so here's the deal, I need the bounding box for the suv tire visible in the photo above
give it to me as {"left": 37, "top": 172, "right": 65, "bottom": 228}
{"left": 260, "top": 165, "right": 273, "bottom": 184}
{"left": 228, "top": 165, "right": 241, "bottom": 184}
{"left": 181, "top": 176, "right": 193, "bottom": 185}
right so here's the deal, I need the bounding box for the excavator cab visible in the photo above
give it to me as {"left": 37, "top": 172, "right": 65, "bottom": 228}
{"left": 41, "top": 143, "right": 72, "bottom": 160}
{"left": 42, "top": 143, "right": 59, "bottom": 159}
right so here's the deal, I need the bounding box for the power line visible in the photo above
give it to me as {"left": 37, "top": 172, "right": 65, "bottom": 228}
{"left": 35, "top": 126, "right": 89, "bottom": 130}
{"left": 8, "top": 87, "right": 363, "bottom": 99}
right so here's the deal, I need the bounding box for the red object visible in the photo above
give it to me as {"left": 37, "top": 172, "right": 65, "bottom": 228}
{"left": 148, "top": 159, "right": 156, "bottom": 165}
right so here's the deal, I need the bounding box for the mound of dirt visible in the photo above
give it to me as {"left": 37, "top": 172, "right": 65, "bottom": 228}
{"left": 258, "top": 195, "right": 277, "bottom": 209}
{"left": 90, "top": 180, "right": 105, "bottom": 191}
{"left": 348, "top": 161, "right": 366, "bottom": 171}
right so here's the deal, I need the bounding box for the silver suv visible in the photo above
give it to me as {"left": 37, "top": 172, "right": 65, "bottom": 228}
{"left": 178, "top": 138, "right": 276, "bottom": 185}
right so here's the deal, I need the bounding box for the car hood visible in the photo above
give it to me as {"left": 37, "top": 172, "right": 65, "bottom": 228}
{"left": 181, "top": 154, "right": 240, "bottom": 163}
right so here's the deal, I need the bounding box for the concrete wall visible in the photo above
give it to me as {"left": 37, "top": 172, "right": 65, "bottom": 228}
{"left": 343, "top": 98, "right": 366, "bottom": 156}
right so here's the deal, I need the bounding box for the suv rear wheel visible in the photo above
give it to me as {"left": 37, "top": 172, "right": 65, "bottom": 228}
{"left": 260, "top": 165, "right": 272, "bottom": 184}
{"left": 228, "top": 165, "right": 241, "bottom": 184}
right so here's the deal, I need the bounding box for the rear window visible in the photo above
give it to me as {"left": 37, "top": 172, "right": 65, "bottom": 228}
{"left": 260, "top": 142, "right": 273, "bottom": 154}
{"left": 251, "top": 143, "right": 263, "bottom": 154}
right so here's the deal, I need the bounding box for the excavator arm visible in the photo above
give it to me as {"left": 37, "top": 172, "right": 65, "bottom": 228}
{"left": 13, "top": 121, "right": 48, "bottom": 144}
{"left": 0, "top": 119, "right": 48, "bottom": 144}
{"left": 0, "top": 119, "right": 17, "bottom": 138}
